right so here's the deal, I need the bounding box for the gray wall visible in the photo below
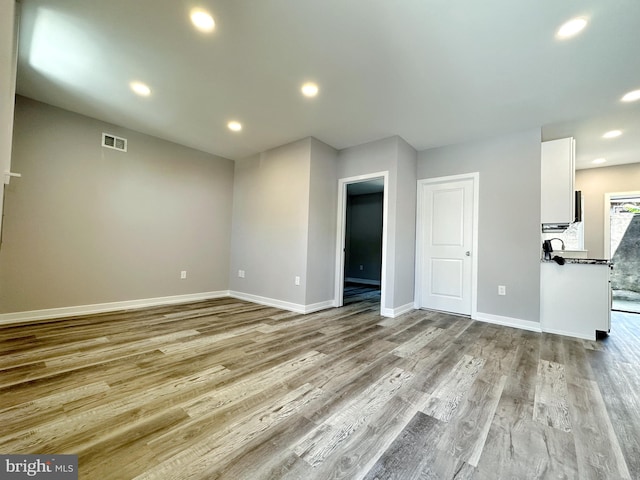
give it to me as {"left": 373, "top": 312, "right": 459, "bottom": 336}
{"left": 417, "top": 128, "right": 541, "bottom": 323}
{"left": 229, "top": 137, "right": 339, "bottom": 307}
{"left": 395, "top": 137, "right": 418, "bottom": 307}
{"left": 0, "top": 96, "right": 234, "bottom": 313}
{"left": 576, "top": 162, "right": 640, "bottom": 258}
{"left": 1, "top": 97, "right": 548, "bottom": 322}
{"left": 337, "top": 136, "right": 417, "bottom": 310}
{"left": 345, "top": 192, "right": 383, "bottom": 282}
{"left": 338, "top": 137, "right": 397, "bottom": 309}
{"left": 229, "top": 138, "right": 312, "bottom": 305}
{"left": 306, "top": 138, "right": 338, "bottom": 305}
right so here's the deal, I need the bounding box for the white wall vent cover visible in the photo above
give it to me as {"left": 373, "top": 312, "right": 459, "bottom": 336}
{"left": 102, "top": 133, "right": 127, "bottom": 152}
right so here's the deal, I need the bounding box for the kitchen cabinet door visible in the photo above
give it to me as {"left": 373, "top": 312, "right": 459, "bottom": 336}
{"left": 540, "top": 262, "right": 610, "bottom": 340}
{"left": 541, "top": 137, "right": 575, "bottom": 224}
{"left": 0, "top": 1, "right": 19, "bottom": 238}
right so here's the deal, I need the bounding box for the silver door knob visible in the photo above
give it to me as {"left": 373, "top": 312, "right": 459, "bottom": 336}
{"left": 465, "top": 251, "right": 471, "bottom": 256}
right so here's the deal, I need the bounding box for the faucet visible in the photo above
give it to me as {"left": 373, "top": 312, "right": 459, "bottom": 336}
{"left": 549, "top": 238, "right": 565, "bottom": 250}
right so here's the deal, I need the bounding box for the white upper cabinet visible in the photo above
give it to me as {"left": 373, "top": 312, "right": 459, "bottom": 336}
{"left": 1, "top": 1, "right": 19, "bottom": 239}
{"left": 541, "top": 137, "right": 575, "bottom": 224}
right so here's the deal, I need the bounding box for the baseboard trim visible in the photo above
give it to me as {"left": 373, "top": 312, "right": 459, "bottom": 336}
{"left": 541, "top": 326, "right": 595, "bottom": 341}
{"left": 345, "top": 277, "right": 381, "bottom": 286}
{"left": 473, "top": 312, "right": 542, "bottom": 333}
{"left": 229, "top": 291, "right": 334, "bottom": 314}
{"left": 380, "top": 302, "right": 415, "bottom": 318}
{"left": 304, "top": 300, "right": 336, "bottom": 314}
{"left": 0, "top": 291, "right": 231, "bottom": 325}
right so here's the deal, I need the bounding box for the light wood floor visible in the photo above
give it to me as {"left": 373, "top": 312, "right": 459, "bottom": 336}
{"left": 2, "top": 286, "right": 640, "bottom": 479}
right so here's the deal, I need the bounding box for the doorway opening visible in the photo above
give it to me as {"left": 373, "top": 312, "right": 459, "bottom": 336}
{"left": 334, "top": 172, "right": 388, "bottom": 314}
{"left": 605, "top": 192, "right": 640, "bottom": 314}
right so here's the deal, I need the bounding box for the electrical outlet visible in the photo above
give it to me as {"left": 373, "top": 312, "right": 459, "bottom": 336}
{"left": 238, "top": 270, "right": 245, "bottom": 278}
{"left": 180, "top": 270, "right": 187, "bottom": 279}
{"left": 359, "top": 265, "right": 364, "bottom": 271}
{"left": 295, "top": 276, "right": 300, "bottom": 286}
{"left": 498, "top": 285, "right": 506, "bottom": 296}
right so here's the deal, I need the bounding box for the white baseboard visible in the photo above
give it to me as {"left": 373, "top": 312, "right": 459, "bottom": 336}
{"left": 0, "top": 291, "right": 231, "bottom": 325}
{"left": 229, "top": 291, "right": 334, "bottom": 314}
{"left": 473, "top": 311, "right": 542, "bottom": 333}
{"left": 345, "top": 277, "right": 381, "bottom": 286}
{"left": 541, "top": 326, "right": 596, "bottom": 341}
{"left": 380, "top": 302, "right": 415, "bottom": 318}
{"left": 304, "top": 300, "right": 336, "bottom": 314}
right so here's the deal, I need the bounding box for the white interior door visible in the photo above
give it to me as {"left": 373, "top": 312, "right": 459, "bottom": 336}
{"left": 418, "top": 177, "right": 474, "bottom": 315}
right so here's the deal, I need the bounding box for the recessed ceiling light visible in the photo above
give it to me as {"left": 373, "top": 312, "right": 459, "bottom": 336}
{"left": 190, "top": 9, "right": 215, "bottom": 32}
{"left": 602, "top": 130, "right": 622, "bottom": 139}
{"left": 130, "top": 81, "right": 151, "bottom": 97}
{"left": 556, "top": 17, "right": 588, "bottom": 39}
{"left": 621, "top": 89, "right": 640, "bottom": 102}
{"left": 301, "top": 82, "right": 319, "bottom": 98}
{"left": 592, "top": 158, "right": 607, "bottom": 164}
{"left": 227, "top": 121, "right": 242, "bottom": 132}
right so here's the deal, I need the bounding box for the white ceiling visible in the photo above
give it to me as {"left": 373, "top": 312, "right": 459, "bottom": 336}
{"left": 543, "top": 108, "right": 640, "bottom": 170}
{"left": 15, "top": 0, "right": 640, "bottom": 167}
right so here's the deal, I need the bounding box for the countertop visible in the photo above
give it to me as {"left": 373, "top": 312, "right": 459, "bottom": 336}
{"left": 541, "top": 257, "right": 612, "bottom": 266}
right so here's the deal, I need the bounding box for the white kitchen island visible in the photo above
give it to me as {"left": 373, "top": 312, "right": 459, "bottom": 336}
{"left": 540, "top": 259, "right": 612, "bottom": 340}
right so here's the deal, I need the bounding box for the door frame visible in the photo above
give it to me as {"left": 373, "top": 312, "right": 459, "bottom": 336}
{"left": 604, "top": 190, "right": 640, "bottom": 259}
{"left": 414, "top": 172, "right": 479, "bottom": 317}
{"left": 334, "top": 171, "right": 389, "bottom": 314}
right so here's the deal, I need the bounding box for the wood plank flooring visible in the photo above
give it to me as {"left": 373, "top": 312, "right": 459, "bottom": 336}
{"left": 1, "top": 286, "right": 639, "bottom": 479}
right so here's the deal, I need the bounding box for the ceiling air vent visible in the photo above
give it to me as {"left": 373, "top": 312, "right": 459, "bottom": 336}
{"left": 102, "top": 133, "right": 127, "bottom": 152}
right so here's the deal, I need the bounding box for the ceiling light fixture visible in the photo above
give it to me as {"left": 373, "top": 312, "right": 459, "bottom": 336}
{"left": 190, "top": 9, "right": 215, "bottom": 32}
{"left": 227, "top": 121, "right": 242, "bottom": 132}
{"left": 621, "top": 89, "right": 640, "bottom": 102}
{"left": 602, "top": 130, "right": 622, "bottom": 139}
{"left": 556, "top": 17, "right": 588, "bottom": 39}
{"left": 592, "top": 158, "right": 607, "bottom": 164}
{"left": 130, "top": 81, "right": 151, "bottom": 97}
{"left": 301, "top": 82, "right": 319, "bottom": 98}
